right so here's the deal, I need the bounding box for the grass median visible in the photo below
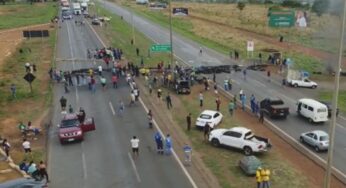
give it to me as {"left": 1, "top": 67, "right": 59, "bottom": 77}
{"left": 0, "top": 2, "right": 58, "bottom": 30}
{"left": 319, "top": 90, "right": 346, "bottom": 113}
{"left": 114, "top": 0, "right": 324, "bottom": 73}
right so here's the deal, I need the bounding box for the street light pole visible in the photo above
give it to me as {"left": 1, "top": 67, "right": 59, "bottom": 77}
{"left": 131, "top": 9, "right": 135, "bottom": 45}
{"left": 323, "top": 1, "right": 346, "bottom": 188}
{"left": 169, "top": 0, "right": 173, "bottom": 66}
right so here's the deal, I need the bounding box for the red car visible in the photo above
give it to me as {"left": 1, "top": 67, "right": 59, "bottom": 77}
{"left": 58, "top": 114, "right": 95, "bottom": 144}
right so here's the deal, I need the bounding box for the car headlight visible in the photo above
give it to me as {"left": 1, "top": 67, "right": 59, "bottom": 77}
{"left": 77, "top": 131, "right": 82, "bottom": 135}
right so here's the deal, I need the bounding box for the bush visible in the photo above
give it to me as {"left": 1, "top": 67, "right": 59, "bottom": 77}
{"left": 311, "top": 0, "right": 329, "bottom": 17}
{"left": 282, "top": 0, "right": 302, "bottom": 8}
{"left": 237, "top": 1, "right": 246, "bottom": 11}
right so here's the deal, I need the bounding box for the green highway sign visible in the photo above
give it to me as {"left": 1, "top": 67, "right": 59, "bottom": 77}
{"left": 268, "top": 10, "right": 295, "bottom": 28}
{"left": 150, "top": 44, "right": 171, "bottom": 52}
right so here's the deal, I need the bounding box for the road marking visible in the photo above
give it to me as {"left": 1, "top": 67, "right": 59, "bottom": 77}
{"left": 81, "top": 143, "right": 88, "bottom": 180}
{"left": 66, "top": 21, "right": 76, "bottom": 69}
{"left": 339, "top": 115, "right": 346, "bottom": 121}
{"left": 252, "top": 79, "right": 266, "bottom": 87}
{"left": 109, "top": 101, "right": 115, "bottom": 116}
{"left": 128, "top": 152, "right": 141, "bottom": 183}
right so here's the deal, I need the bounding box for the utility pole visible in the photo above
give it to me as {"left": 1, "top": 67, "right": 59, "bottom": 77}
{"left": 323, "top": 1, "right": 346, "bottom": 187}
{"left": 131, "top": 9, "right": 135, "bottom": 45}
{"left": 169, "top": 0, "right": 173, "bottom": 66}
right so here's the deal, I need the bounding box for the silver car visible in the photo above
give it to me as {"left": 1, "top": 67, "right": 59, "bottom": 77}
{"left": 300, "top": 130, "right": 329, "bottom": 152}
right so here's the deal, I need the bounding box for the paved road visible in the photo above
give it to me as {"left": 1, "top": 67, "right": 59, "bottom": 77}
{"left": 48, "top": 15, "right": 193, "bottom": 188}
{"left": 100, "top": 1, "right": 346, "bottom": 175}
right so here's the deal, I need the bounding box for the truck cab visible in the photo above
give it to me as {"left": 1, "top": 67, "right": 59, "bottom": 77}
{"left": 260, "top": 98, "right": 289, "bottom": 118}
{"left": 175, "top": 79, "right": 190, "bottom": 94}
{"left": 58, "top": 113, "right": 95, "bottom": 144}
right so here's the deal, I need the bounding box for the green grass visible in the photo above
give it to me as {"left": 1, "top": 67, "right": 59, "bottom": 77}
{"left": 319, "top": 91, "right": 346, "bottom": 113}
{"left": 117, "top": 1, "right": 323, "bottom": 73}
{"left": 0, "top": 2, "right": 58, "bottom": 30}
{"left": 92, "top": 5, "right": 171, "bottom": 67}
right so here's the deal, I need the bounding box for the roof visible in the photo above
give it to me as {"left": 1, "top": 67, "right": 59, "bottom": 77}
{"left": 311, "top": 130, "right": 328, "bottom": 136}
{"left": 62, "top": 113, "right": 78, "bottom": 120}
{"left": 200, "top": 110, "right": 219, "bottom": 116}
{"left": 298, "top": 98, "right": 327, "bottom": 108}
{"left": 230, "top": 127, "right": 251, "bottom": 134}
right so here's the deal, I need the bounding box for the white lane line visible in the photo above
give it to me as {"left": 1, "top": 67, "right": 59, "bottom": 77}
{"left": 339, "top": 115, "right": 346, "bottom": 121}
{"left": 252, "top": 79, "right": 266, "bottom": 87}
{"left": 66, "top": 21, "right": 76, "bottom": 69}
{"left": 128, "top": 152, "right": 141, "bottom": 183}
{"left": 81, "top": 143, "right": 88, "bottom": 180}
{"left": 109, "top": 101, "right": 115, "bottom": 116}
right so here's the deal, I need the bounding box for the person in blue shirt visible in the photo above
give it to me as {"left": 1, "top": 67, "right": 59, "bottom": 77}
{"left": 165, "top": 134, "right": 172, "bottom": 155}
{"left": 154, "top": 132, "right": 163, "bottom": 155}
{"left": 183, "top": 144, "right": 192, "bottom": 165}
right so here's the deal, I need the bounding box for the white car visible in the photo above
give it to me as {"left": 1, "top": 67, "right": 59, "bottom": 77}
{"left": 290, "top": 78, "right": 317, "bottom": 89}
{"left": 209, "top": 127, "right": 271, "bottom": 155}
{"left": 300, "top": 130, "right": 329, "bottom": 152}
{"left": 196, "top": 110, "right": 223, "bottom": 129}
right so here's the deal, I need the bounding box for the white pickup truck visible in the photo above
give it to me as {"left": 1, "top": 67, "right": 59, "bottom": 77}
{"left": 209, "top": 127, "right": 271, "bottom": 155}
{"left": 286, "top": 69, "right": 317, "bottom": 88}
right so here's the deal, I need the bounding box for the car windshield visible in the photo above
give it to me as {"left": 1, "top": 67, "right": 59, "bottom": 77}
{"left": 62, "top": 11, "right": 71, "bottom": 16}
{"left": 200, "top": 114, "right": 212, "bottom": 119}
{"left": 61, "top": 119, "right": 79, "bottom": 128}
{"left": 317, "top": 108, "right": 327, "bottom": 113}
{"left": 320, "top": 136, "right": 329, "bottom": 141}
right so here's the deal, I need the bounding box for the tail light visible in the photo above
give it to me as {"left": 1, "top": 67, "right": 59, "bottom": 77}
{"left": 258, "top": 145, "right": 263, "bottom": 149}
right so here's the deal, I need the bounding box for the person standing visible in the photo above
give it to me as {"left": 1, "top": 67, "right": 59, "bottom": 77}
{"left": 199, "top": 46, "right": 203, "bottom": 55}
{"left": 241, "top": 94, "right": 246, "bottom": 111}
{"left": 112, "top": 75, "right": 118, "bottom": 88}
{"left": 149, "top": 84, "right": 153, "bottom": 95}
{"left": 186, "top": 113, "right": 192, "bottom": 131}
{"left": 22, "top": 138, "right": 32, "bottom": 155}
{"left": 2, "top": 139, "right": 10, "bottom": 160}
{"left": 100, "top": 76, "right": 107, "bottom": 91}
{"left": 213, "top": 72, "right": 216, "bottom": 83}
{"left": 129, "top": 91, "right": 135, "bottom": 106}
{"left": 243, "top": 69, "right": 247, "bottom": 80}
{"left": 215, "top": 96, "right": 221, "bottom": 111}
{"left": 68, "top": 105, "right": 74, "bottom": 113}
{"left": 250, "top": 94, "right": 256, "bottom": 113}
{"left": 267, "top": 70, "right": 271, "bottom": 82}
{"left": 148, "top": 110, "right": 153, "bottom": 129}
{"left": 261, "top": 167, "right": 271, "bottom": 188}
{"left": 259, "top": 108, "right": 264, "bottom": 124}
{"left": 154, "top": 132, "right": 163, "bottom": 155}
{"left": 199, "top": 92, "right": 204, "bottom": 107}
{"left": 10, "top": 84, "right": 16, "bottom": 99}
{"left": 134, "top": 87, "right": 139, "bottom": 101}
{"left": 204, "top": 123, "right": 211, "bottom": 141}
{"left": 98, "top": 65, "right": 103, "bottom": 76}
{"left": 136, "top": 48, "right": 140, "bottom": 56}
{"left": 166, "top": 93, "right": 172, "bottom": 109}
{"left": 130, "top": 136, "right": 140, "bottom": 159}
{"left": 91, "top": 76, "right": 96, "bottom": 93}
{"left": 256, "top": 167, "right": 263, "bottom": 188}
{"left": 157, "top": 88, "right": 162, "bottom": 101}
{"left": 224, "top": 78, "right": 229, "bottom": 90}
{"left": 38, "top": 161, "right": 49, "bottom": 182}
{"left": 64, "top": 80, "right": 69, "bottom": 93}
{"left": 118, "top": 100, "right": 125, "bottom": 116}
{"left": 60, "top": 96, "right": 67, "bottom": 111}
{"left": 165, "top": 134, "right": 172, "bottom": 155}
{"left": 183, "top": 144, "right": 192, "bottom": 165}
{"left": 228, "top": 100, "right": 235, "bottom": 116}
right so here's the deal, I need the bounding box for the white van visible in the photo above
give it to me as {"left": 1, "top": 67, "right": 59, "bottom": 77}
{"left": 297, "top": 98, "right": 328, "bottom": 123}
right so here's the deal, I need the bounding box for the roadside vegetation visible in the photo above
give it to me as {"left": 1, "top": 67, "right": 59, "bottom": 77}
{"left": 116, "top": 0, "right": 325, "bottom": 73}
{"left": 93, "top": 5, "right": 318, "bottom": 188}
{"left": 0, "top": 2, "right": 58, "bottom": 29}
{"left": 319, "top": 91, "right": 346, "bottom": 113}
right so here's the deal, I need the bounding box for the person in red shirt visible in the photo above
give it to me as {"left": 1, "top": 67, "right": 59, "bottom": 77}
{"left": 112, "top": 75, "right": 118, "bottom": 88}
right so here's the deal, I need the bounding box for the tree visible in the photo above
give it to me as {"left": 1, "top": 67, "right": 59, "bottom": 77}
{"left": 237, "top": 1, "right": 246, "bottom": 11}
{"left": 311, "top": 0, "right": 329, "bottom": 17}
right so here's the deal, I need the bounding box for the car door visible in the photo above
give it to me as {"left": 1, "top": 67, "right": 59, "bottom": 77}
{"left": 213, "top": 113, "right": 221, "bottom": 126}
{"left": 302, "top": 79, "right": 310, "bottom": 87}
{"left": 305, "top": 133, "right": 314, "bottom": 146}
{"left": 220, "top": 131, "right": 242, "bottom": 148}
{"left": 81, "top": 117, "right": 95, "bottom": 132}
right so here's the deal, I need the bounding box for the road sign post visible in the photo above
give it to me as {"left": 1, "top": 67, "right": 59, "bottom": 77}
{"left": 150, "top": 44, "right": 172, "bottom": 52}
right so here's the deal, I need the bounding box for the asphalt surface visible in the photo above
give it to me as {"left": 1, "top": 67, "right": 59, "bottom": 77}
{"left": 100, "top": 1, "right": 346, "bottom": 175}
{"left": 48, "top": 15, "right": 193, "bottom": 188}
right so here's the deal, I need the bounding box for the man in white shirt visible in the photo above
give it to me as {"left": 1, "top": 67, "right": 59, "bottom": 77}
{"left": 22, "top": 138, "right": 31, "bottom": 153}
{"left": 131, "top": 136, "right": 140, "bottom": 158}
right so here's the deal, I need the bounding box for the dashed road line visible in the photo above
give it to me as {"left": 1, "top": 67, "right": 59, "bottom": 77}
{"left": 128, "top": 152, "right": 141, "bottom": 183}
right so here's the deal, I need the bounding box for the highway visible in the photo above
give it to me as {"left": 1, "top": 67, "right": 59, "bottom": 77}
{"left": 47, "top": 14, "right": 194, "bottom": 188}
{"left": 99, "top": 1, "right": 346, "bottom": 175}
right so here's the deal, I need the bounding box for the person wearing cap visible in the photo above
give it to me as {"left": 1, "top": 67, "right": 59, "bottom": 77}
{"left": 262, "top": 167, "right": 271, "bottom": 188}
{"left": 256, "top": 166, "right": 263, "bottom": 188}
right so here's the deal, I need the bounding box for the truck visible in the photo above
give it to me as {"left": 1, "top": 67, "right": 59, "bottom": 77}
{"left": 174, "top": 79, "right": 190, "bottom": 94}
{"left": 58, "top": 113, "right": 95, "bottom": 144}
{"left": 260, "top": 98, "right": 289, "bottom": 119}
{"left": 286, "top": 69, "right": 317, "bottom": 88}
{"left": 72, "top": 3, "right": 82, "bottom": 15}
{"left": 209, "top": 127, "right": 271, "bottom": 155}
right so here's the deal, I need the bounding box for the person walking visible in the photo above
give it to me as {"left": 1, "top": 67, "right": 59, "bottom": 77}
{"left": 22, "top": 138, "right": 32, "bottom": 155}
{"left": 2, "top": 139, "right": 10, "bottom": 160}
{"left": 213, "top": 72, "right": 216, "bottom": 83}
{"left": 215, "top": 96, "right": 221, "bottom": 111}
{"left": 259, "top": 108, "right": 264, "bottom": 124}
{"left": 130, "top": 136, "right": 140, "bottom": 159}
{"left": 64, "top": 80, "right": 69, "bottom": 93}
{"left": 165, "top": 134, "right": 172, "bottom": 155}
{"left": 60, "top": 96, "right": 67, "bottom": 111}
{"left": 129, "top": 91, "right": 135, "bottom": 106}
{"left": 166, "top": 93, "right": 173, "bottom": 109}
{"left": 118, "top": 100, "right": 125, "bottom": 116}
{"left": 241, "top": 94, "right": 246, "bottom": 111}
{"left": 199, "top": 46, "right": 203, "bottom": 55}
{"left": 256, "top": 167, "right": 263, "bottom": 188}
{"left": 91, "top": 76, "right": 96, "bottom": 93}
{"left": 148, "top": 110, "right": 153, "bottom": 129}
{"left": 157, "top": 88, "right": 162, "bottom": 101}
{"left": 228, "top": 100, "right": 235, "bottom": 116}
{"left": 100, "top": 76, "right": 107, "bottom": 91}
{"left": 10, "top": 84, "right": 16, "bottom": 99}
{"left": 199, "top": 92, "right": 204, "bottom": 107}
{"left": 183, "top": 143, "right": 192, "bottom": 165}
{"left": 136, "top": 48, "right": 140, "bottom": 56}
{"left": 112, "top": 75, "right": 118, "bottom": 88}
{"left": 68, "top": 105, "right": 74, "bottom": 113}
{"left": 224, "top": 78, "right": 229, "bottom": 91}
{"left": 154, "top": 132, "right": 164, "bottom": 155}
{"left": 98, "top": 65, "right": 103, "bottom": 76}
{"left": 243, "top": 69, "right": 247, "bottom": 80}
{"left": 204, "top": 123, "right": 211, "bottom": 141}
{"left": 186, "top": 113, "right": 192, "bottom": 131}
{"left": 267, "top": 70, "right": 271, "bottom": 82}
{"left": 261, "top": 167, "right": 271, "bottom": 188}
{"left": 38, "top": 161, "right": 49, "bottom": 182}
{"left": 250, "top": 94, "right": 256, "bottom": 113}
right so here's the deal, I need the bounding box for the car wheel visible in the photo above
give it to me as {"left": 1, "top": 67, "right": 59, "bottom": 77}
{"left": 243, "top": 146, "right": 253, "bottom": 156}
{"left": 308, "top": 118, "right": 313, "bottom": 123}
{"left": 294, "top": 83, "right": 298, "bottom": 87}
{"left": 211, "top": 138, "right": 220, "bottom": 147}
{"left": 314, "top": 146, "right": 320, "bottom": 152}
{"left": 299, "top": 137, "right": 304, "bottom": 143}
{"left": 311, "top": 85, "right": 317, "bottom": 89}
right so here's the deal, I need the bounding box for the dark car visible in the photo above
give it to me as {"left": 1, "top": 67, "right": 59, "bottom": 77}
{"left": 175, "top": 79, "right": 190, "bottom": 94}
{"left": 260, "top": 98, "right": 289, "bottom": 119}
{"left": 91, "top": 18, "right": 101, "bottom": 25}
{"left": 319, "top": 101, "right": 339, "bottom": 117}
{"left": 0, "top": 178, "right": 47, "bottom": 188}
